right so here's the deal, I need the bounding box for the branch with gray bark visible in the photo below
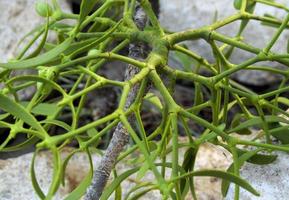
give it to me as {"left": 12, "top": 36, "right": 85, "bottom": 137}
{"left": 84, "top": 4, "right": 149, "bottom": 200}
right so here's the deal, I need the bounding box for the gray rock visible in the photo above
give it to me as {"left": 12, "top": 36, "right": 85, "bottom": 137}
{"left": 159, "top": 0, "right": 289, "bottom": 86}
{"left": 225, "top": 151, "right": 289, "bottom": 200}
{"left": 0, "top": 0, "right": 71, "bottom": 100}
{"left": 0, "top": 149, "right": 103, "bottom": 200}
{"left": 0, "top": 143, "right": 232, "bottom": 200}
{"left": 0, "top": 0, "right": 71, "bottom": 62}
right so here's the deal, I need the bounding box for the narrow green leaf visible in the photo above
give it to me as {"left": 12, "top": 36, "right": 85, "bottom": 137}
{"left": 61, "top": 150, "right": 80, "bottom": 186}
{"left": 24, "top": 16, "right": 50, "bottom": 59}
{"left": 46, "top": 147, "right": 62, "bottom": 198}
{"left": 222, "top": 149, "right": 262, "bottom": 197}
{"left": 0, "top": 38, "right": 73, "bottom": 69}
{"left": 71, "top": 19, "right": 122, "bottom": 58}
{"left": 127, "top": 187, "right": 157, "bottom": 200}
{"left": 31, "top": 150, "right": 46, "bottom": 199}
{"left": 40, "top": 119, "right": 71, "bottom": 131}
{"left": 195, "top": 124, "right": 226, "bottom": 145}
{"left": 230, "top": 113, "right": 251, "bottom": 135}
{"left": 234, "top": 0, "right": 242, "bottom": 10}
{"left": 20, "top": 102, "right": 58, "bottom": 116}
{"left": 287, "top": 39, "right": 289, "bottom": 53}
{"left": 78, "top": 0, "right": 99, "bottom": 26}
{"left": 0, "top": 94, "right": 46, "bottom": 136}
{"left": 229, "top": 116, "right": 289, "bottom": 133}
{"left": 1, "top": 136, "right": 39, "bottom": 152}
{"left": 173, "top": 169, "right": 259, "bottom": 196}
{"left": 113, "top": 170, "right": 122, "bottom": 200}
{"left": 100, "top": 167, "right": 140, "bottom": 200}
{"left": 64, "top": 149, "right": 93, "bottom": 200}
{"left": 124, "top": 182, "right": 155, "bottom": 200}
{"left": 35, "top": 1, "right": 53, "bottom": 17}
{"left": 0, "top": 113, "right": 10, "bottom": 120}
{"left": 7, "top": 75, "right": 67, "bottom": 95}
{"left": 194, "top": 83, "right": 203, "bottom": 108}
{"left": 180, "top": 147, "right": 197, "bottom": 199}
{"left": 144, "top": 92, "right": 163, "bottom": 110}
{"left": 276, "top": 97, "right": 289, "bottom": 106}
{"left": 270, "top": 124, "right": 289, "bottom": 144}
{"left": 237, "top": 149, "right": 277, "bottom": 165}
{"left": 87, "top": 127, "right": 99, "bottom": 137}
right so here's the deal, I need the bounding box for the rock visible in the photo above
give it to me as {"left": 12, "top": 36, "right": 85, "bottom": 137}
{"left": 0, "top": 148, "right": 100, "bottom": 200}
{"left": 0, "top": 0, "right": 71, "bottom": 62}
{"left": 159, "top": 0, "right": 289, "bottom": 86}
{"left": 225, "top": 151, "right": 289, "bottom": 200}
{"left": 0, "top": 142, "right": 232, "bottom": 200}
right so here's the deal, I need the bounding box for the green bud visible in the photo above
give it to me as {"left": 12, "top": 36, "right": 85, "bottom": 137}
{"left": 233, "top": 0, "right": 242, "bottom": 10}
{"left": 37, "top": 66, "right": 58, "bottom": 94}
{"left": 35, "top": 1, "right": 53, "bottom": 17}
{"left": 88, "top": 49, "right": 101, "bottom": 56}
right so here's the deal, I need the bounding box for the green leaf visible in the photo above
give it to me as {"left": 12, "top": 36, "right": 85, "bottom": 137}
{"left": 230, "top": 113, "right": 251, "bottom": 135}
{"left": 194, "top": 83, "right": 203, "bottom": 108}
{"left": 234, "top": 0, "right": 242, "bottom": 10}
{"left": 0, "top": 38, "right": 73, "bottom": 69}
{"left": 100, "top": 167, "right": 140, "bottom": 200}
{"left": 20, "top": 102, "right": 58, "bottom": 116}
{"left": 229, "top": 116, "right": 289, "bottom": 133}
{"left": 24, "top": 16, "right": 50, "bottom": 59}
{"left": 87, "top": 127, "right": 99, "bottom": 137}
{"left": 287, "top": 39, "right": 289, "bottom": 54}
{"left": 113, "top": 170, "right": 122, "bottom": 200}
{"left": 172, "top": 51, "right": 197, "bottom": 72}
{"left": 78, "top": 0, "right": 99, "bottom": 27}
{"left": 222, "top": 149, "right": 261, "bottom": 197}
{"left": 237, "top": 149, "right": 277, "bottom": 165}
{"left": 276, "top": 97, "right": 289, "bottom": 106}
{"left": 195, "top": 123, "right": 226, "bottom": 145}
{"left": 71, "top": 19, "right": 122, "bottom": 58}
{"left": 7, "top": 75, "right": 67, "bottom": 95}
{"left": 60, "top": 150, "right": 80, "bottom": 186}
{"left": 180, "top": 147, "right": 197, "bottom": 199}
{"left": 40, "top": 119, "right": 71, "bottom": 131}
{"left": 0, "top": 113, "right": 10, "bottom": 120}
{"left": 264, "top": 13, "right": 278, "bottom": 19}
{"left": 261, "top": 14, "right": 281, "bottom": 28}
{"left": 127, "top": 187, "right": 156, "bottom": 200}
{"left": 144, "top": 92, "right": 163, "bottom": 110}
{"left": 46, "top": 148, "right": 62, "bottom": 198}
{"left": 64, "top": 149, "right": 93, "bottom": 200}
{"left": 35, "top": 1, "right": 53, "bottom": 17}
{"left": 0, "top": 94, "right": 46, "bottom": 135}
{"left": 270, "top": 124, "right": 289, "bottom": 144}
{"left": 238, "top": 2, "right": 256, "bottom": 33}
{"left": 1, "top": 136, "right": 39, "bottom": 152}
{"left": 31, "top": 150, "right": 46, "bottom": 199}
{"left": 174, "top": 169, "right": 259, "bottom": 196}
{"left": 124, "top": 182, "right": 155, "bottom": 200}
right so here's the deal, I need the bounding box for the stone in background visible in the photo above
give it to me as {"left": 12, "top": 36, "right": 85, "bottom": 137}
{"left": 0, "top": 143, "right": 232, "bottom": 200}
{"left": 226, "top": 151, "right": 289, "bottom": 200}
{"left": 0, "top": 0, "right": 71, "bottom": 62}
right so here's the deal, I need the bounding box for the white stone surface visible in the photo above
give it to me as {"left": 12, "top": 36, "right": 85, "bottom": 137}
{"left": 159, "top": 0, "right": 289, "bottom": 85}
{"left": 226, "top": 151, "right": 289, "bottom": 200}
{"left": 0, "top": 0, "right": 71, "bottom": 62}
{"left": 0, "top": 142, "right": 232, "bottom": 200}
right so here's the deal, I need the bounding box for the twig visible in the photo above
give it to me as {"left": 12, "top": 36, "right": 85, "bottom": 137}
{"left": 84, "top": 3, "right": 148, "bottom": 200}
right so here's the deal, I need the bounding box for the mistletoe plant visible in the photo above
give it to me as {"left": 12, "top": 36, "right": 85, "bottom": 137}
{"left": 1, "top": 0, "right": 289, "bottom": 199}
